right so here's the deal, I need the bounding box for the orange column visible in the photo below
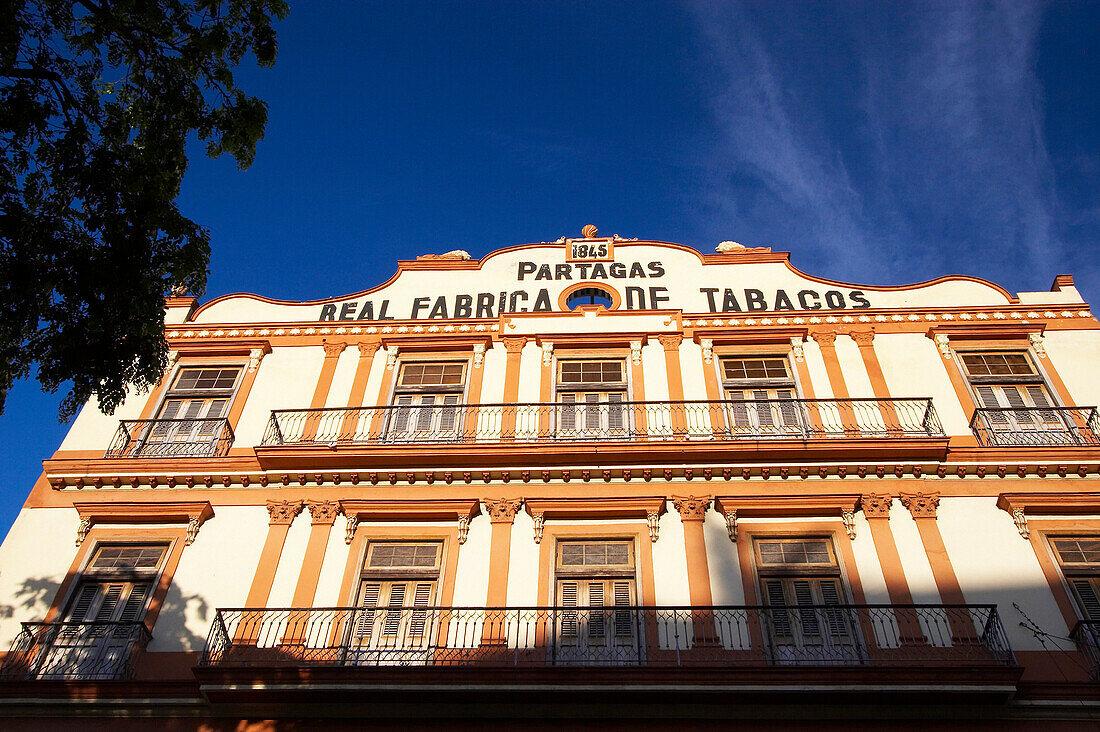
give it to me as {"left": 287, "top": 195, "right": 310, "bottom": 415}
{"left": 899, "top": 493, "right": 976, "bottom": 639}
{"left": 630, "top": 339, "right": 649, "bottom": 437}
{"left": 339, "top": 341, "right": 380, "bottom": 440}
{"left": 861, "top": 494, "right": 922, "bottom": 645}
{"left": 482, "top": 498, "right": 522, "bottom": 647}
{"left": 850, "top": 330, "right": 900, "bottom": 431}
{"left": 813, "top": 330, "right": 857, "bottom": 434}
{"left": 367, "top": 345, "right": 399, "bottom": 438}
{"left": 290, "top": 501, "right": 341, "bottom": 608}
{"left": 658, "top": 334, "right": 687, "bottom": 437}
{"left": 499, "top": 337, "right": 527, "bottom": 439}
{"left": 302, "top": 342, "right": 346, "bottom": 441}
{"left": 673, "top": 496, "right": 716, "bottom": 646}
{"left": 462, "top": 344, "right": 487, "bottom": 442}
{"left": 538, "top": 342, "right": 553, "bottom": 438}
{"left": 791, "top": 337, "right": 824, "bottom": 435}
{"left": 698, "top": 340, "right": 725, "bottom": 437}
{"left": 245, "top": 501, "right": 304, "bottom": 607}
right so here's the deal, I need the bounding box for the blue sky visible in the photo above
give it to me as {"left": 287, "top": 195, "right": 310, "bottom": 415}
{"left": 0, "top": 1, "right": 1097, "bottom": 537}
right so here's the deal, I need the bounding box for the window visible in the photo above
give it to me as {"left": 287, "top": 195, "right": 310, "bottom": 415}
{"left": 555, "top": 540, "right": 638, "bottom": 663}
{"left": 720, "top": 357, "right": 802, "bottom": 436}
{"left": 960, "top": 351, "right": 1063, "bottom": 439}
{"left": 350, "top": 542, "right": 442, "bottom": 662}
{"left": 754, "top": 537, "right": 859, "bottom": 663}
{"left": 386, "top": 361, "right": 467, "bottom": 442}
{"left": 1051, "top": 537, "right": 1100, "bottom": 624}
{"left": 566, "top": 286, "right": 614, "bottom": 310}
{"left": 144, "top": 366, "right": 241, "bottom": 455}
{"left": 556, "top": 360, "right": 629, "bottom": 438}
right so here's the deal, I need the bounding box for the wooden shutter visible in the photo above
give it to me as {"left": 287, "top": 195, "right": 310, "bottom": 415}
{"left": 818, "top": 578, "right": 848, "bottom": 639}
{"left": 559, "top": 581, "right": 579, "bottom": 639}
{"left": 584, "top": 393, "right": 601, "bottom": 431}
{"left": 763, "top": 579, "right": 792, "bottom": 638}
{"left": 612, "top": 581, "right": 634, "bottom": 641}
{"left": 414, "top": 395, "right": 435, "bottom": 431}
{"left": 776, "top": 388, "right": 799, "bottom": 428}
{"left": 117, "top": 583, "right": 150, "bottom": 624}
{"left": 753, "top": 390, "right": 774, "bottom": 428}
{"left": 93, "top": 584, "right": 125, "bottom": 622}
{"left": 1072, "top": 580, "right": 1100, "bottom": 622}
{"left": 727, "top": 390, "right": 750, "bottom": 429}
{"left": 975, "top": 386, "right": 1008, "bottom": 424}
{"left": 382, "top": 583, "right": 406, "bottom": 636}
{"left": 355, "top": 582, "right": 381, "bottom": 640}
{"left": 65, "top": 584, "right": 102, "bottom": 623}
{"left": 791, "top": 579, "right": 821, "bottom": 637}
{"left": 408, "top": 582, "right": 434, "bottom": 637}
{"left": 438, "top": 394, "right": 460, "bottom": 433}
{"left": 587, "top": 582, "right": 606, "bottom": 638}
{"left": 559, "top": 394, "right": 577, "bottom": 433}
{"left": 391, "top": 395, "right": 414, "bottom": 432}
{"left": 607, "top": 392, "right": 625, "bottom": 431}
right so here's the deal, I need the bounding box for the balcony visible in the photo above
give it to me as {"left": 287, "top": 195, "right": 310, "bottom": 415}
{"left": 970, "top": 406, "right": 1100, "bottom": 447}
{"left": 0, "top": 621, "right": 151, "bottom": 681}
{"left": 105, "top": 418, "right": 235, "bottom": 458}
{"left": 262, "top": 398, "right": 943, "bottom": 447}
{"left": 1071, "top": 620, "right": 1100, "bottom": 680}
{"left": 201, "top": 603, "right": 1012, "bottom": 669}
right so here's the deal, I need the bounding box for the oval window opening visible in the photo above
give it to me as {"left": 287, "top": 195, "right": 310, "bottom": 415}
{"left": 566, "top": 287, "right": 614, "bottom": 310}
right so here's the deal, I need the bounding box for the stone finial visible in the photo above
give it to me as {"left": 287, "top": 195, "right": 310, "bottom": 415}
{"left": 416, "top": 250, "right": 472, "bottom": 261}
{"left": 581, "top": 224, "right": 599, "bottom": 239}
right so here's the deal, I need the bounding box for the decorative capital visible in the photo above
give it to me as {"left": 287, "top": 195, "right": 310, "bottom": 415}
{"left": 672, "top": 495, "right": 711, "bottom": 522}
{"left": 934, "top": 334, "right": 952, "bottom": 360}
{"left": 541, "top": 342, "right": 554, "bottom": 367}
{"left": 630, "top": 340, "right": 643, "bottom": 366}
{"left": 860, "top": 493, "right": 893, "bottom": 519}
{"left": 657, "top": 334, "right": 683, "bottom": 352}
{"left": 484, "top": 497, "right": 523, "bottom": 524}
{"left": 323, "top": 341, "right": 347, "bottom": 358}
{"left": 899, "top": 492, "right": 940, "bottom": 519}
{"left": 357, "top": 341, "right": 381, "bottom": 357}
{"left": 385, "top": 345, "right": 399, "bottom": 370}
{"left": 502, "top": 337, "right": 528, "bottom": 354}
{"left": 472, "top": 342, "right": 486, "bottom": 368}
{"left": 306, "top": 500, "right": 341, "bottom": 525}
{"left": 813, "top": 330, "right": 838, "bottom": 348}
{"left": 267, "top": 500, "right": 304, "bottom": 525}
{"left": 849, "top": 330, "right": 875, "bottom": 347}
{"left": 1029, "top": 332, "right": 1047, "bottom": 359}
{"left": 790, "top": 337, "right": 805, "bottom": 363}
{"left": 699, "top": 338, "right": 714, "bottom": 364}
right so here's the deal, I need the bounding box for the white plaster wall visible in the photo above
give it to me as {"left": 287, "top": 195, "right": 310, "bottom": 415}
{"left": 937, "top": 496, "right": 1069, "bottom": 650}
{"left": 678, "top": 341, "right": 709, "bottom": 401}
{"left": 323, "top": 348, "right": 359, "bottom": 408}
{"left": 641, "top": 343, "right": 669, "bottom": 401}
{"left": 1043, "top": 329, "right": 1100, "bottom": 407}
{"left": 313, "top": 523, "right": 349, "bottom": 606}
{"left": 517, "top": 342, "right": 542, "bottom": 404}
{"left": 834, "top": 336, "right": 874, "bottom": 398}
{"left": 60, "top": 384, "right": 151, "bottom": 452}
{"left": 888, "top": 503, "right": 941, "bottom": 604}
{"left": 0, "top": 508, "right": 80, "bottom": 647}
{"left": 452, "top": 513, "right": 491, "bottom": 607}
{"left": 846, "top": 513, "right": 890, "bottom": 604}
{"left": 234, "top": 346, "right": 326, "bottom": 447}
{"left": 801, "top": 339, "right": 834, "bottom": 399}
{"left": 159, "top": 506, "right": 268, "bottom": 651}
{"left": 652, "top": 503, "right": 690, "bottom": 605}
{"left": 479, "top": 345, "right": 507, "bottom": 404}
{"left": 874, "top": 332, "right": 970, "bottom": 435}
{"left": 703, "top": 511, "right": 743, "bottom": 605}
{"left": 265, "top": 513, "right": 312, "bottom": 608}
{"left": 506, "top": 511, "right": 539, "bottom": 606}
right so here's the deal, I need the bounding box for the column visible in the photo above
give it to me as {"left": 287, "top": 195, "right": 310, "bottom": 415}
{"left": 367, "top": 345, "right": 399, "bottom": 438}
{"left": 482, "top": 498, "right": 522, "bottom": 647}
{"left": 813, "top": 330, "right": 857, "bottom": 433}
{"left": 657, "top": 334, "right": 687, "bottom": 437}
{"left": 240, "top": 501, "right": 304, "bottom": 643}
{"left": 499, "top": 337, "right": 527, "bottom": 439}
{"left": 339, "top": 341, "right": 380, "bottom": 440}
{"left": 673, "top": 495, "right": 716, "bottom": 645}
{"left": 861, "top": 493, "right": 922, "bottom": 644}
{"left": 849, "top": 330, "right": 900, "bottom": 430}
{"left": 291, "top": 500, "right": 341, "bottom": 608}
{"left": 302, "top": 341, "right": 347, "bottom": 441}
{"left": 899, "top": 493, "right": 975, "bottom": 639}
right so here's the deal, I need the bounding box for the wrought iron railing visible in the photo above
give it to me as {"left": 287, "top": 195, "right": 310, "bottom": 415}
{"left": 0, "top": 621, "right": 152, "bottom": 680}
{"left": 1071, "top": 620, "right": 1100, "bottom": 680}
{"left": 201, "top": 604, "right": 1012, "bottom": 668}
{"left": 262, "top": 398, "right": 942, "bottom": 446}
{"left": 105, "top": 418, "right": 235, "bottom": 458}
{"left": 970, "top": 406, "right": 1100, "bottom": 447}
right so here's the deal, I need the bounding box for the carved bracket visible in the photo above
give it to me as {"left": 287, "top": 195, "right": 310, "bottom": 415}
{"left": 723, "top": 508, "right": 737, "bottom": 543}
{"left": 1029, "top": 333, "right": 1047, "bottom": 359}
{"left": 385, "top": 345, "right": 399, "bottom": 370}
{"left": 790, "top": 337, "right": 804, "bottom": 363}
{"left": 699, "top": 338, "right": 713, "bottom": 364}
{"left": 473, "top": 343, "right": 486, "bottom": 369}
{"left": 532, "top": 513, "right": 545, "bottom": 544}
{"left": 1012, "top": 508, "right": 1030, "bottom": 539}
{"left": 541, "top": 343, "right": 553, "bottom": 367}
{"left": 934, "top": 334, "right": 952, "bottom": 360}
{"left": 248, "top": 347, "right": 266, "bottom": 372}
{"left": 647, "top": 511, "right": 661, "bottom": 543}
{"left": 841, "top": 510, "right": 857, "bottom": 540}
{"left": 344, "top": 515, "right": 359, "bottom": 544}
{"left": 630, "top": 340, "right": 643, "bottom": 366}
{"left": 458, "top": 515, "right": 471, "bottom": 545}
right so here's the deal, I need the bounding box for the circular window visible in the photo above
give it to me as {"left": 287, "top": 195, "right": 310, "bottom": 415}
{"left": 566, "top": 286, "right": 614, "bottom": 310}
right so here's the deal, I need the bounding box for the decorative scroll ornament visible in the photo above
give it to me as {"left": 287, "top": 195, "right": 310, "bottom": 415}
{"left": 306, "top": 500, "right": 341, "bottom": 525}
{"left": 75, "top": 517, "right": 92, "bottom": 546}
{"left": 385, "top": 345, "right": 399, "bottom": 370}
{"left": 899, "top": 492, "right": 940, "bottom": 519}
{"left": 248, "top": 347, "right": 266, "bottom": 372}
{"left": 185, "top": 518, "right": 202, "bottom": 545}
{"left": 484, "top": 498, "right": 523, "bottom": 524}
{"left": 630, "top": 340, "right": 643, "bottom": 366}
{"left": 532, "top": 513, "right": 545, "bottom": 544}
{"left": 647, "top": 511, "right": 661, "bottom": 543}
{"left": 457, "top": 515, "right": 471, "bottom": 545}
{"left": 542, "top": 342, "right": 554, "bottom": 367}
{"left": 344, "top": 515, "right": 359, "bottom": 544}
{"left": 841, "top": 510, "right": 857, "bottom": 540}
{"left": 723, "top": 509, "right": 737, "bottom": 543}
{"left": 472, "top": 342, "right": 486, "bottom": 369}
{"left": 860, "top": 493, "right": 892, "bottom": 519}
{"left": 1028, "top": 333, "right": 1047, "bottom": 359}
{"left": 165, "top": 351, "right": 179, "bottom": 374}
{"left": 267, "top": 500, "right": 304, "bottom": 525}
{"left": 1012, "top": 508, "right": 1030, "bottom": 539}
{"left": 790, "top": 337, "right": 804, "bottom": 363}
{"left": 672, "top": 495, "right": 710, "bottom": 522}
{"left": 699, "top": 339, "right": 714, "bottom": 364}
{"left": 934, "top": 334, "right": 952, "bottom": 360}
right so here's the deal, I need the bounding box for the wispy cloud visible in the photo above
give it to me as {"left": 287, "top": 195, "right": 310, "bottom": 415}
{"left": 688, "top": 1, "right": 1062, "bottom": 288}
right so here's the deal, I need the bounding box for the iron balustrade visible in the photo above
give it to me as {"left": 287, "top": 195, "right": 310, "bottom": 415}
{"left": 201, "top": 604, "right": 1012, "bottom": 668}
{"left": 1071, "top": 620, "right": 1100, "bottom": 680}
{"left": 105, "top": 418, "right": 235, "bottom": 458}
{"left": 970, "top": 406, "right": 1100, "bottom": 447}
{"left": 262, "top": 398, "right": 943, "bottom": 446}
{"left": 0, "top": 621, "right": 151, "bottom": 681}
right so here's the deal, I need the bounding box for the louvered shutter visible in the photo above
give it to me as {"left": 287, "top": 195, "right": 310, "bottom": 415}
{"left": 415, "top": 395, "right": 436, "bottom": 431}
{"left": 753, "top": 390, "right": 774, "bottom": 428}
{"left": 726, "top": 389, "right": 750, "bottom": 430}
{"left": 584, "top": 393, "right": 601, "bottom": 431}
{"left": 117, "top": 584, "right": 150, "bottom": 625}
{"left": 975, "top": 386, "right": 1009, "bottom": 424}
{"left": 1072, "top": 580, "right": 1100, "bottom": 622}
{"left": 1001, "top": 385, "right": 1035, "bottom": 425}
{"left": 438, "top": 394, "right": 460, "bottom": 434}
{"left": 612, "top": 581, "right": 633, "bottom": 641}
{"left": 607, "top": 392, "right": 625, "bottom": 432}
{"left": 791, "top": 580, "right": 821, "bottom": 638}
{"left": 66, "top": 584, "right": 102, "bottom": 623}
{"left": 355, "top": 582, "right": 381, "bottom": 641}
{"left": 382, "top": 583, "right": 406, "bottom": 636}
{"left": 391, "top": 395, "right": 414, "bottom": 433}
{"left": 150, "top": 400, "right": 183, "bottom": 439}
{"left": 93, "top": 584, "right": 124, "bottom": 622}
{"left": 408, "top": 582, "right": 434, "bottom": 637}
{"left": 776, "top": 388, "right": 799, "bottom": 429}
{"left": 587, "top": 582, "right": 606, "bottom": 638}
{"left": 559, "top": 394, "right": 577, "bottom": 433}
{"left": 1026, "top": 386, "right": 1059, "bottom": 424}
{"left": 559, "top": 581, "right": 579, "bottom": 639}
{"left": 817, "top": 579, "right": 848, "bottom": 639}
{"left": 764, "top": 580, "right": 792, "bottom": 638}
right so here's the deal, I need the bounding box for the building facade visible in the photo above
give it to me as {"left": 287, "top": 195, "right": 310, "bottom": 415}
{"left": 2, "top": 232, "right": 1100, "bottom": 727}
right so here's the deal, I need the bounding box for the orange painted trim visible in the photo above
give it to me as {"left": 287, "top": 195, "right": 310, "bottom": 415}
{"left": 865, "top": 516, "right": 916, "bottom": 606}
{"left": 336, "top": 524, "right": 462, "bottom": 609}
{"left": 500, "top": 338, "right": 527, "bottom": 438}
{"left": 737, "top": 520, "right": 868, "bottom": 605}
{"left": 339, "top": 499, "right": 479, "bottom": 523}
{"left": 1038, "top": 355, "right": 1078, "bottom": 408}
{"left": 1025, "top": 519, "right": 1100, "bottom": 632}
{"left": 682, "top": 519, "right": 713, "bottom": 607}
{"left": 535, "top": 523, "right": 657, "bottom": 607}
{"left": 346, "top": 342, "right": 380, "bottom": 408}
{"left": 556, "top": 282, "right": 623, "bottom": 311}
{"left": 937, "top": 347, "right": 979, "bottom": 418}
{"left": 463, "top": 354, "right": 486, "bottom": 440}
{"left": 715, "top": 494, "right": 860, "bottom": 518}
{"left": 657, "top": 335, "right": 687, "bottom": 436}
{"left": 813, "top": 332, "right": 850, "bottom": 399}
{"left": 72, "top": 501, "right": 213, "bottom": 527}
{"left": 630, "top": 344, "right": 648, "bottom": 434}
{"left": 538, "top": 348, "right": 553, "bottom": 437}
{"left": 225, "top": 359, "right": 264, "bottom": 433}
{"left": 852, "top": 334, "right": 891, "bottom": 399}
{"left": 244, "top": 522, "right": 293, "bottom": 607}
{"left": 302, "top": 343, "right": 347, "bottom": 442}
{"left": 289, "top": 522, "right": 336, "bottom": 609}
{"left": 524, "top": 497, "right": 665, "bottom": 520}
{"left": 485, "top": 520, "right": 513, "bottom": 608}
{"left": 366, "top": 352, "right": 398, "bottom": 437}
{"left": 45, "top": 526, "right": 186, "bottom": 632}
{"left": 699, "top": 351, "right": 725, "bottom": 437}
{"left": 910, "top": 517, "right": 966, "bottom": 605}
